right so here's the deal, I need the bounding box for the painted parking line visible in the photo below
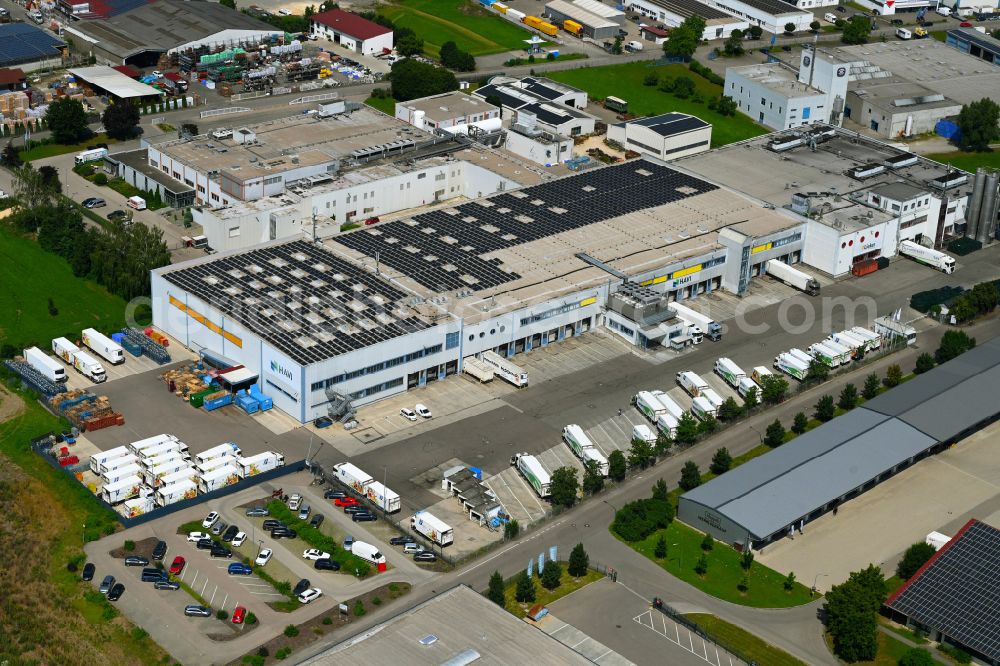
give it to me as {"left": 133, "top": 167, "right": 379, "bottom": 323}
{"left": 632, "top": 610, "right": 743, "bottom": 666}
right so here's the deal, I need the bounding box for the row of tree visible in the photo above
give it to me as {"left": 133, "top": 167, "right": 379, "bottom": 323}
{"left": 486, "top": 543, "right": 591, "bottom": 608}
{"left": 46, "top": 97, "right": 141, "bottom": 146}
{"left": 935, "top": 281, "right": 999, "bottom": 323}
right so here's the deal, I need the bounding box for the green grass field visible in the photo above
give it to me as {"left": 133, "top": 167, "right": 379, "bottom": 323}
{"left": 501, "top": 565, "right": 603, "bottom": 618}
{"left": 365, "top": 95, "right": 397, "bottom": 115}
{"left": 20, "top": 134, "right": 116, "bottom": 162}
{"left": 825, "top": 628, "right": 914, "bottom": 665}
{"left": 0, "top": 223, "right": 129, "bottom": 352}
{"left": 927, "top": 150, "right": 1000, "bottom": 172}
{"left": 380, "top": 0, "right": 532, "bottom": 57}
{"left": 686, "top": 614, "right": 808, "bottom": 666}
{"left": 546, "top": 62, "right": 768, "bottom": 147}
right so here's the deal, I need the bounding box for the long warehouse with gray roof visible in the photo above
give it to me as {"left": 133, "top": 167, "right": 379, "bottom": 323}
{"left": 678, "top": 335, "right": 1000, "bottom": 550}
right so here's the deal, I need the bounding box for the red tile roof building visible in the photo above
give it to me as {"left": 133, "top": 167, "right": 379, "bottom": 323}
{"left": 309, "top": 9, "right": 393, "bottom": 55}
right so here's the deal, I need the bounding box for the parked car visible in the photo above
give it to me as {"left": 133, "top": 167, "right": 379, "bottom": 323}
{"left": 227, "top": 563, "right": 253, "bottom": 576}
{"left": 232, "top": 531, "right": 247, "bottom": 547}
{"left": 298, "top": 505, "right": 311, "bottom": 521}
{"left": 343, "top": 535, "right": 355, "bottom": 550}
{"left": 390, "top": 535, "right": 416, "bottom": 546}
{"left": 210, "top": 520, "right": 228, "bottom": 536}
{"left": 262, "top": 519, "right": 284, "bottom": 531}
{"left": 202, "top": 511, "right": 220, "bottom": 528}
{"left": 210, "top": 545, "right": 233, "bottom": 559}
{"left": 141, "top": 568, "right": 169, "bottom": 583}
{"left": 344, "top": 505, "right": 367, "bottom": 515}
{"left": 187, "top": 531, "right": 210, "bottom": 542}
{"left": 246, "top": 506, "right": 269, "bottom": 517}
{"left": 169, "top": 556, "right": 186, "bottom": 575}
{"left": 293, "top": 579, "right": 311, "bottom": 596}
{"left": 271, "top": 528, "right": 297, "bottom": 539}
{"left": 154, "top": 580, "right": 180, "bottom": 590}
{"left": 184, "top": 605, "right": 212, "bottom": 617}
{"left": 107, "top": 209, "right": 127, "bottom": 221}
{"left": 334, "top": 497, "right": 359, "bottom": 508}
{"left": 99, "top": 575, "right": 115, "bottom": 594}
{"left": 288, "top": 494, "right": 302, "bottom": 510}
{"left": 108, "top": 583, "right": 125, "bottom": 601}
{"left": 310, "top": 514, "right": 325, "bottom": 528}
{"left": 400, "top": 407, "right": 417, "bottom": 421}
{"left": 82, "top": 197, "right": 106, "bottom": 209}
{"left": 298, "top": 588, "right": 322, "bottom": 604}
{"left": 413, "top": 551, "right": 438, "bottom": 562}
{"left": 960, "top": 20, "right": 973, "bottom": 26}
{"left": 231, "top": 606, "right": 247, "bottom": 624}
{"left": 352, "top": 511, "right": 377, "bottom": 522}
{"left": 82, "top": 562, "right": 96, "bottom": 581}
{"left": 222, "top": 525, "right": 239, "bottom": 542}
{"left": 196, "top": 538, "right": 214, "bottom": 550}
{"left": 403, "top": 542, "right": 424, "bottom": 555}
{"left": 152, "top": 540, "right": 167, "bottom": 561}
{"left": 415, "top": 403, "right": 432, "bottom": 418}
{"left": 314, "top": 558, "right": 340, "bottom": 571}
{"left": 124, "top": 556, "right": 149, "bottom": 567}
{"left": 303, "top": 549, "right": 331, "bottom": 561}
{"left": 323, "top": 489, "right": 347, "bottom": 500}
{"left": 255, "top": 549, "right": 273, "bottom": 566}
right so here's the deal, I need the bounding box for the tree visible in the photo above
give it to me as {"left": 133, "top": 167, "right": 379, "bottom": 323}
{"left": 698, "top": 413, "right": 718, "bottom": 435}
{"left": 784, "top": 571, "right": 797, "bottom": 591}
{"left": 550, "top": 466, "right": 579, "bottom": 508}
{"left": 611, "top": 497, "right": 674, "bottom": 541}
{"left": 936, "top": 330, "right": 975, "bottom": 364}
{"left": 439, "top": 40, "right": 475, "bottom": 71}
{"left": 663, "top": 15, "right": 705, "bottom": 60}
{"left": 611, "top": 35, "right": 623, "bottom": 54}
{"left": 568, "top": 543, "right": 589, "bottom": 577}
{"left": 38, "top": 165, "right": 61, "bottom": 194}
{"left": 540, "top": 560, "right": 562, "bottom": 590}
{"left": 838, "top": 383, "right": 858, "bottom": 410}
{"left": 515, "top": 569, "right": 535, "bottom": 602}
{"left": 896, "top": 541, "right": 937, "bottom": 580}
{"left": 740, "top": 549, "right": 754, "bottom": 571}
{"left": 46, "top": 97, "right": 89, "bottom": 144}
{"left": 608, "top": 450, "right": 627, "bottom": 482}
{"left": 628, "top": 437, "right": 656, "bottom": 470}
{"left": 654, "top": 429, "right": 671, "bottom": 456}
{"left": 898, "top": 648, "right": 936, "bottom": 666}
{"left": 716, "top": 95, "right": 738, "bottom": 117}
{"left": 738, "top": 574, "right": 750, "bottom": 592}
{"left": 504, "top": 518, "right": 520, "bottom": 540}
{"left": 814, "top": 395, "right": 835, "bottom": 422}
{"left": 396, "top": 33, "right": 424, "bottom": 57}
{"left": 841, "top": 15, "right": 870, "bottom": 44}
{"left": 13, "top": 165, "right": 56, "bottom": 210}
{"left": 807, "top": 359, "right": 830, "bottom": 382}
{"left": 914, "top": 353, "right": 935, "bottom": 375}
{"left": 792, "top": 411, "right": 809, "bottom": 435}
{"left": 675, "top": 412, "right": 700, "bottom": 445}
{"left": 957, "top": 98, "right": 1000, "bottom": 152}
{"left": 670, "top": 75, "right": 696, "bottom": 100}
{"left": 710, "top": 447, "right": 732, "bottom": 475}
{"left": 390, "top": 58, "right": 458, "bottom": 102}
{"left": 679, "top": 461, "right": 702, "bottom": 491}
{"left": 784, "top": 22, "right": 796, "bottom": 34}
{"left": 742, "top": 385, "right": 758, "bottom": 409}
{"left": 643, "top": 71, "right": 659, "bottom": 86}
{"left": 825, "top": 566, "right": 886, "bottom": 662}
{"left": 694, "top": 553, "right": 708, "bottom": 575}
{"left": 764, "top": 419, "right": 786, "bottom": 447}
{"left": 654, "top": 535, "right": 667, "bottom": 558}
{"left": 102, "top": 101, "right": 140, "bottom": 140}
{"left": 723, "top": 29, "right": 744, "bottom": 56}
{"left": 220, "top": 0, "right": 236, "bottom": 7}
{"left": 88, "top": 219, "right": 171, "bottom": 299}
{"left": 582, "top": 459, "right": 604, "bottom": 495}
{"left": 701, "top": 533, "right": 714, "bottom": 551}
{"left": 718, "top": 396, "right": 742, "bottom": 422}
{"left": 885, "top": 364, "right": 903, "bottom": 388}
{"left": 760, "top": 374, "right": 789, "bottom": 405}
{"left": 180, "top": 122, "right": 199, "bottom": 136}
{"left": 748, "top": 25, "right": 763, "bottom": 39}
{"left": 862, "top": 373, "right": 880, "bottom": 400}
{"left": 2, "top": 141, "right": 21, "bottom": 167}
{"left": 487, "top": 570, "right": 506, "bottom": 607}
{"left": 651, "top": 478, "right": 668, "bottom": 502}
{"left": 810, "top": 19, "right": 821, "bottom": 32}
{"left": 969, "top": 281, "right": 1000, "bottom": 314}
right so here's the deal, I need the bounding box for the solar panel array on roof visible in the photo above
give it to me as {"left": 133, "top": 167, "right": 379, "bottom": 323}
{"left": 632, "top": 113, "right": 710, "bottom": 137}
{"left": 0, "top": 24, "right": 66, "bottom": 67}
{"left": 519, "top": 77, "right": 563, "bottom": 101}
{"left": 334, "top": 161, "right": 717, "bottom": 293}
{"left": 887, "top": 520, "right": 1000, "bottom": 662}
{"left": 161, "top": 239, "right": 429, "bottom": 365}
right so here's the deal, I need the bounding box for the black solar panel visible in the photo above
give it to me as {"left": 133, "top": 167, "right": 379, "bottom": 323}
{"left": 334, "top": 161, "right": 717, "bottom": 293}
{"left": 887, "top": 520, "right": 1000, "bottom": 661}
{"left": 520, "top": 77, "right": 563, "bottom": 101}
{"left": 632, "top": 113, "right": 710, "bottom": 136}
{"left": 161, "top": 240, "right": 430, "bottom": 365}
{"left": 0, "top": 24, "right": 66, "bottom": 67}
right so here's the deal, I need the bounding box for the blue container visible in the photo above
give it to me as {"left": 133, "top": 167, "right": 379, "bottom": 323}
{"left": 469, "top": 466, "right": 483, "bottom": 480}
{"left": 204, "top": 394, "right": 234, "bottom": 411}
{"left": 236, "top": 393, "right": 259, "bottom": 415}
{"left": 121, "top": 339, "right": 143, "bottom": 357}
{"left": 112, "top": 332, "right": 124, "bottom": 344}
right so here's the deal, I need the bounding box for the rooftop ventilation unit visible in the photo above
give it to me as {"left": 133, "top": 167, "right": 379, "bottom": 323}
{"left": 767, "top": 137, "right": 804, "bottom": 152}
{"left": 847, "top": 163, "right": 886, "bottom": 180}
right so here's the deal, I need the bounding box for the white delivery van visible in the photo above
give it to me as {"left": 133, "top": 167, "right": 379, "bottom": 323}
{"left": 936, "top": 5, "right": 952, "bottom": 16}
{"left": 824, "top": 12, "right": 838, "bottom": 22}
{"left": 896, "top": 27, "right": 912, "bottom": 39}
{"left": 127, "top": 196, "right": 147, "bottom": 210}
{"left": 351, "top": 540, "right": 387, "bottom": 567}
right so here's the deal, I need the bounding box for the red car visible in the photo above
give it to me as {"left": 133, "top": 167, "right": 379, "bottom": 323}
{"left": 231, "top": 606, "right": 247, "bottom": 624}
{"left": 169, "top": 556, "right": 186, "bottom": 576}
{"left": 334, "top": 497, "right": 359, "bottom": 507}
{"left": 960, "top": 21, "right": 973, "bottom": 26}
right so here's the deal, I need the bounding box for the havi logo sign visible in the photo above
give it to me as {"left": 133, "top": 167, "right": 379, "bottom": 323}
{"left": 269, "top": 360, "right": 293, "bottom": 382}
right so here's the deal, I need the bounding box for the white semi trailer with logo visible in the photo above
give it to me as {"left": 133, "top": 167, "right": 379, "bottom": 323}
{"left": 562, "top": 424, "right": 609, "bottom": 476}
{"left": 510, "top": 453, "right": 551, "bottom": 498}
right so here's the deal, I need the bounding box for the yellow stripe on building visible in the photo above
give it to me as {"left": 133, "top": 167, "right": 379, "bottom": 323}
{"left": 671, "top": 264, "right": 702, "bottom": 279}
{"left": 579, "top": 296, "right": 598, "bottom": 307}
{"left": 168, "top": 295, "right": 242, "bottom": 347}
{"left": 751, "top": 242, "right": 773, "bottom": 254}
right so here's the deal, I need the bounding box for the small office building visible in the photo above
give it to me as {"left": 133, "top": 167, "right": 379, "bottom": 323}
{"left": 625, "top": 0, "right": 750, "bottom": 40}
{"left": 310, "top": 8, "right": 393, "bottom": 55}
{"left": 607, "top": 113, "right": 712, "bottom": 161}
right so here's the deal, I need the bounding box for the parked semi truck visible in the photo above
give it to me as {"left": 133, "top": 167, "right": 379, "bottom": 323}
{"left": 775, "top": 353, "right": 808, "bottom": 380}
{"left": 52, "top": 337, "right": 80, "bottom": 364}
{"left": 898, "top": 240, "right": 955, "bottom": 274}
{"left": 714, "top": 358, "right": 745, "bottom": 388}
{"left": 101, "top": 475, "right": 143, "bottom": 504}
{"left": 24, "top": 347, "right": 66, "bottom": 382}
{"left": 737, "top": 376, "right": 759, "bottom": 398}
{"left": 691, "top": 396, "right": 716, "bottom": 420}
{"left": 633, "top": 390, "right": 669, "bottom": 421}
{"left": 81, "top": 328, "right": 124, "bottom": 365}
{"left": 155, "top": 478, "right": 198, "bottom": 506}
{"left": 90, "top": 446, "right": 130, "bottom": 474}
{"left": 669, "top": 301, "right": 722, "bottom": 341}
{"left": 334, "top": 462, "right": 374, "bottom": 494}
{"left": 236, "top": 451, "right": 284, "bottom": 477}
{"left": 510, "top": 453, "right": 551, "bottom": 498}
{"left": 765, "top": 259, "right": 821, "bottom": 295}
{"left": 365, "top": 481, "right": 401, "bottom": 513}
{"left": 72, "top": 350, "right": 106, "bottom": 383}
{"left": 198, "top": 465, "right": 240, "bottom": 493}
{"left": 480, "top": 350, "right": 528, "bottom": 387}
{"left": 411, "top": 511, "right": 454, "bottom": 546}
{"left": 563, "top": 424, "right": 609, "bottom": 476}
{"left": 676, "top": 371, "right": 709, "bottom": 397}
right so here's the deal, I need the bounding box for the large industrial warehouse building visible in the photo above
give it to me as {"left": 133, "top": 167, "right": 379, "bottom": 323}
{"left": 678, "top": 336, "right": 1000, "bottom": 550}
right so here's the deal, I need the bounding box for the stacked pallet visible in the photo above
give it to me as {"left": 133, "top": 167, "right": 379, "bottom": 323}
{"left": 160, "top": 363, "right": 211, "bottom": 400}
{"left": 49, "top": 389, "right": 124, "bottom": 431}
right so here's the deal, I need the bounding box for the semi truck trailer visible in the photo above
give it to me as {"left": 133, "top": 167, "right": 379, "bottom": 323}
{"left": 198, "top": 465, "right": 240, "bottom": 493}
{"left": 52, "top": 337, "right": 80, "bottom": 364}
{"left": 775, "top": 353, "right": 808, "bottom": 380}
{"left": 714, "top": 358, "right": 745, "bottom": 388}
{"left": 691, "top": 396, "right": 716, "bottom": 420}
{"left": 334, "top": 462, "right": 374, "bottom": 494}
{"left": 808, "top": 342, "right": 842, "bottom": 367}
{"left": 656, "top": 412, "right": 679, "bottom": 438}
{"left": 676, "top": 371, "right": 709, "bottom": 397}
{"left": 510, "top": 453, "right": 551, "bottom": 498}
{"left": 654, "top": 390, "right": 685, "bottom": 420}
{"left": 480, "top": 350, "right": 528, "bottom": 387}
{"left": 788, "top": 348, "right": 814, "bottom": 367}
{"left": 365, "top": 481, "right": 401, "bottom": 513}
{"left": 128, "top": 433, "right": 178, "bottom": 456}
{"left": 194, "top": 442, "right": 242, "bottom": 467}
{"left": 72, "top": 350, "right": 106, "bottom": 383}
{"left": 101, "top": 475, "right": 143, "bottom": 504}
{"left": 101, "top": 463, "right": 141, "bottom": 485}
{"left": 737, "top": 376, "right": 760, "bottom": 398}
{"left": 633, "top": 390, "right": 669, "bottom": 421}
{"left": 99, "top": 453, "right": 138, "bottom": 476}
{"left": 751, "top": 366, "right": 773, "bottom": 385}
{"left": 898, "top": 240, "right": 956, "bottom": 274}
{"left": 669, "top": 301, "right": 722, "bottom": 341}
{"left": 850, "top": 327, "right": 882, "bottom": 350}
{"left": 90, "top": 446, "right": 130, "bottom": 474}
{"left": 236, "top": 451, "right": 284, "bottom": 477}
{"left": 81, "top": 328, "right": 124, "bottom": 365}
{"left": 765, "top": 259, "right": 821, "bottom": 295}
{"left": 563, "top": 424, "right": 609, "bottom": 476}
{"left": 155, "top": 478, "right": 198, "bottom": 506}
{"left": 24, "top": 347, "right": 66, "bottom": 382}
{"left": 411, "top": 511, "right": 454, "bottom": 546}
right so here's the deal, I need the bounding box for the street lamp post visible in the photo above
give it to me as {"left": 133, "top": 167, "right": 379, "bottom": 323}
{"left": 673, "top": 543, "right": 682, "bottom": 570}
{"left": 749, "top": 424, "right": 764, "bottom": 443}
{"left": 812, "top": 572, "right": 827, "bottom": 595}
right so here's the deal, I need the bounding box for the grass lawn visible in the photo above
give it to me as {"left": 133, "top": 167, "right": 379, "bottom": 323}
{"left": 545, "top": 62, "right": 768, "bottom": 147}
{"left": 686, "top": 614, "right": 808, "bottom": 666}
{"left": 882, "top": 621, "right": 928, "bottom": 645}
{"left": 0, "top": 223, "right": 130, "bottom": 351}
{"left": 926, "top": 150, "right": 1000, "bottom": 172}
{"left": 502, "top": 565, "right": 603, "bottom": 618}
{"left": 825, "top": 629, "right": 914, "bottom": 665}
{"left": 380, "top": 0, "right": 531, "bottom": 57}
{"left": 20, "top": 134, "right": 115, "bottom": 162}
{"left": 365, "top": 95, "right": 396, "bottom": 115}
{"left": 626, "top": 521, "right": 815, "bottom": 608}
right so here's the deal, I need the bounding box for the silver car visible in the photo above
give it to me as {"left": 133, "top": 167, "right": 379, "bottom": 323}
{"left": 184, "top": 605, "right": 212, "bottom": 617}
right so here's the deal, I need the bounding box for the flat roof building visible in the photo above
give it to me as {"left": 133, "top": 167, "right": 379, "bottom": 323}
{"left": 309, "top": 8, "right": 393, "bottom": 56}
{"left": 678, "top": 335, "right": 1000, "bottom": 549}
{"left": 698, "top": 0, "right": 814, "bottom": 32}
{"left": 474, "top": 77, "right": 597, "bottom": 136}
{"left": 946, "top": 27, "right": 1000, "bottom": 66}
{"left": 725, "top": 63, "right": 838, "bottom": 130}
{"left": 68, "top": 65, "right": 162, "bottom": 101}
{"left": 624, "top": 0, "right": 751, "bottom": 40}
{"left": 0, "top": 23, "right": 67, "bottom": 71}
{"left": 544, "top": 0, "right": 622, "bottom": 39}
{"left": 394, "top": 91, "right": 502, "bottom": 134}
{"left": 607, "top": 112, "right": 712, "bottom": 160}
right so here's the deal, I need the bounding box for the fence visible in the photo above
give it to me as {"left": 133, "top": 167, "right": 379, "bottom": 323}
{"left": 199, "top": 106, "right": 251, "bottom": 119}
{"left": 654, "top": 601, "right": 756, "bottom": 666}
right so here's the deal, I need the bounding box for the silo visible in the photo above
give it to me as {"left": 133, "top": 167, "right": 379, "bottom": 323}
{"left": 965, "top": 168, "right": 986, "bottom": 240}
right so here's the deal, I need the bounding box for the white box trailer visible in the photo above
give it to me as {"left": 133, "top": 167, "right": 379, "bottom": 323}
{"left": 102, "top": 475, "right": 143, "bottom": 504}
{"left": 788, "top": 348, "right": 814, "bottom": 367}
{"left": 75, "top": 147, "right": 108, "bottom": 164}
{"left": 145, "top": 460, "right": 192, "bottom": 486}
{"left": 155, "top": 478, "right": 198, "bottom": 506}
{"left": 198, "top": 464, "right": 240, "bottom": 493}
{"left": 52, "top": 337, "right": 80, "bottom": 364}
{"left": 633, "top": 390, "right": 668, "bottom": 421}
{"left": 837, "top": 329, "right": 875, "bottom": 353}
{"left": 702, "top": 388, "right": 723, "bottom": 409}
{"left": 737, "top": 376, "right": 760, "bottom": 398}
{"left": 334, "top": 462, "right": 374, "bottom": 493}
{"left": 821, "top": 337, "right": 853, "bottom": 362}
{"left": 100, "top": 453, "right": 138, "bottom": 475}
{"left": 411, "top": 511, "right": 454, "bottom": 546}
{"left": 197, "top": 454, "right": 235, "bottom": 474}
{"left": 563, "top": 424, "right": 609, "bottom": 476}
{"left": 364, "top": 481, "right": 401, "bottom": 513}
{"left": 751, "top": 366, "right": 773, "bottom": 385}
{"left": 714, "top": 358, "right": 745, "bottom": 388}
{"left": 765, "top": 259, "right": 821, "bottom": 295}
{"left": 850, "top": 327, "right": 881, "bottom": 350}
{"left": 510, "top": 453, "right": 551, "bottom": 498}
{"left": 122, "top": 495, "right": 155, "bottom": 518}
{"left": 194, "top": 442, "right": 241, "bottom": 467}
{"left": 128, "top": 433, "right": 178, "bottom": 456}
{"left": 462, "top": 356, "right": 495, "bottom": 383}
{"left": 653, "top": 390, "right": 685, "bottom": 420}
{"left": 101, "top": 463, "right": 141, "bottom": 485}
{"left": 72, "top": 350, "right": 106, "bottom": 383}
{"left": 480, "top": 350, "right": 528, "bottom": 387}
{"left": 24, "top": 347, "right": 67, "bottom": 382}
{"left": 656, "top": 412, "right": 679, "bottom": 438}
{"left": 90, "top": 446, "right": 131, "bottom": 474}
{"left": 831, "top": 331, "right": 865, "bottom": 356}
{"left": 669, "top": 301, "right": 722, "bottom": 340}
{"left": 81, "top": 328, "right": 124, "bottom": 365}
{"left": 140, "top": 440, "right": 187, "bottom": 462}
{"left": 898, "top": 240, "right": 955, "bottom": 274}
{"left": 808, "top": 342, "right": 842, "bottom": 367}
{"left": 691, "top": 396, "right": 716, "bottom": 420}
{"left": 141, "top": 451, "right": 187, "bottom": 470}
{"left": 775, "top": 353, "right": 808, "bottom": 380}
{"left": 631, "top": 424, "right": 656, "bottom": 445}
{"left": 676, "top": 371, "right": 709, "bottom": 397}
{"left": 156, "top": 466, "right": 198, "bottom": 488}
{"left": 236, "top": 451, "right": 284, "bottom": 477}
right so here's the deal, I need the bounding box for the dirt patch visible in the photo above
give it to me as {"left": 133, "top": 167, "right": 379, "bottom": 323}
{"left": 0, "top": 384, "right": 26, "bottom": 425}
{"left": 207, "top": 618, "right": 260, "bottom": 641}
{"left": 229, "top": 582, "right": 412, "bottom": 665}
{"left": 108, "top": 536, "right": 159, "bottom": 560}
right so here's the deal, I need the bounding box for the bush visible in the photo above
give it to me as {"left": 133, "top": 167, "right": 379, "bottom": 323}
{"left": 611, "top": 497, "right": 674, "bottom": 542}
{"left": 372, "top": 596, "right": 382, "bottom": 606}
{"left": 67, "top": 561, "right": 78, "bottom": 573}
{"left": 123, "top": 539, "right": 135, "bottom": 551}
{"left": 353, "top": 599, "right": 366, "bottom": 616}
{"left": 939, "top": 645, "right": 972, "bottom": 664}
{"left": 896, "top": 541, "right": 937, "bottom": 580}
{"left": 216, "top": 609, "right": 228, "bottom": 620}
{"left": 93, "top": 172, "right": 108, "bottom": 186}
{"left": 257, "top": 647, "right": 269, "bottom": 658}
{"left": 276, "top": 647, "right": 292, "bottom": 660}
{"left": 948, "top": 237, "right": 982, "bottom": 256}
{"left": 246, "top": 612, "right": 257, "bottom": 625}
{"left": 910, "top": 285, "right": 964, "bottom": 313}
{"left": 243, "top": 656, "right": 265, "bottom": 666}
{"left": 322, "top": 616, "right": 333, "bottom": 625}
{"left": 284, "top": 624, "right": 300, "bottom": 637}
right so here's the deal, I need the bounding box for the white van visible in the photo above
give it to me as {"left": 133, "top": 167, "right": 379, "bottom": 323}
{"left": 896, "top": 27, "right": 912, "bottom": 39}
{"left": 351, "top": 540, "right": 387, "bottom": 566}
{"left": 824, "top": 12, "right": 838, "bottom": 22}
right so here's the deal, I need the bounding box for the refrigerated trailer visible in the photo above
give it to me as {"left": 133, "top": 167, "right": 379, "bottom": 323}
{"left": 90, "top": 446, "right": 130, "bottom": 474}
{"left": 141, "top": 451, "right": 187, "bottom": 471}
{"left": 155, "top": 466, "right": 198, "bottom": 488}
{"left": 72, "top": 350, "right": 106, "bottom": 383}
{"left": 765, "top": 259, "right": 821, "bottom": 295}
{"left": 702, "top": 388, "right": 723, "bottom": 410}
{"left": 480, "top": 350, "right": 528, "bottom": 387}
{"left": 52, "top": 337, "right": 80, "bottom": 364}
{"left": 677, "top": 371, "right": 709, "bottom": 397}
{"left": 563, "top": 424, "right": 609, "bottom": 476}
{"left": 669, "top": 301, "right": 722, "bottom": 341}
{"left": 145, "top": 460, "right": 192, "bottom": 485}
{"left": 850, "top": 327, "right": 882, "bottom": 350}
{"left": 656, "top": 412, "right": 679, "bottom": 438}
{"left": 236, "top": 451, "right": 284, "bottom": 477}
{"left": 140, "top": 441, "right": 187, "bottom": 462}
{"left": 751, "top": 366, "right": 773, "bottom": 385}
{"left": 155, "top": 478, "right": 198, "bottom": 506}
{"left": 808, "top": 342, "right": 843, "bottom": 367}
{"left": 194, "top": 442, "right": 241, "bottom": 467}
{"left": 691, "top": 396, "right": 716, "bottom": 420}
{"left": 898, "top": 240, "right": 955, "bottom": 274}
{"left": 411, "top": 511, "right": 454, "bottom": 546}
{"left": 737, "top": 376, "right": 760, "bottom": 399}
{"left": 99, "top": 453, "right": 138, "bottom": 475}
{"left": 787, "top": 348, "right": 814, "bottom": 367}
{"left": 654, "top": 390, "right": 685, "bottom": 420}
{"left": 334, "top": 462, "right": 374, "bottom": 494}
{"left": 81, "top": 328, "right": 124, "bottom": 365}
{"left": 510, "top": 453, "right": 551, "bottom": 498}
{"left": 714, "top": 358, "right": 745, "bottom": 388}
{"left": 364, "top": 481, "right": 401, "bottom": 513}
{"left": 634, "top": 390, "right": 669, "bottom": 421}
{"left": 24, "top": 347, "right": 66, "bottom": 382}
{"left": 101, "top": 475, "right": 143, "bottom": 503}
{"left": 128, "top": 434, "right": 178, "bottom": 456}
{"left": 831, "top": 331, "right": 866, "bottom": 356}
{"left": 198, "top": 465, "right": 240, "bottom": 493}
{"left": 101, "top": 463, "right": 141, "bottom": 485}
{"left": 775, "top": 353, "right": 808, "bottom": 380}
